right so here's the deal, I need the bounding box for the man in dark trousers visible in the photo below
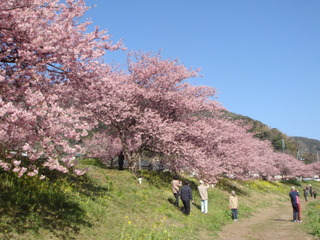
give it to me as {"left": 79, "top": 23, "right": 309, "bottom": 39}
{"left": 180, "top": 181, "right": 194, "bottom": 215}
{"left": 289, "top": 186, "right": 301, "bottom": 222}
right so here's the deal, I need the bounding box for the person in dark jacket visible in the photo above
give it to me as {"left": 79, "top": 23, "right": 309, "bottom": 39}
{"left": 289, "top": 186, "right": 301, "bottom": 222}
{"left": 180, "top": 181, "right": 194, "bottom": 215}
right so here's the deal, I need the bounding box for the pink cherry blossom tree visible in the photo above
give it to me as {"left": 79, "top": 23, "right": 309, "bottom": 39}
{"left": 82, "top": 132, "right": 122, "bottom": 167}
{"left": 0, "top": 0, "right": 121, "bottom": 177}
{"left": 80, "top": 51, "right": 225, "bottom": 172}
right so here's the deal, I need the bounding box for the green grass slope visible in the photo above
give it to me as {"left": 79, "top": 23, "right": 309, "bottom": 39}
{"left": 0, "top": 160, "right": 319, "bottom": 240}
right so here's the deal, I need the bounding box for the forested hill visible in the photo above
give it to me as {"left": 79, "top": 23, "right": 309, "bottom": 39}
{"left": 290, "top": 137, "right": 320, "bottom": 163}
{"left": 225, "top": 111, "right": 320, "bottom": 163}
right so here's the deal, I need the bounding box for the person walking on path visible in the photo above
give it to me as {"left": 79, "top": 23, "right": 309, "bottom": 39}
{"left": 180, "top": 181, "right": 194, "bottom": 215}
{"left": 171, "top": 175, "right": 182, "bottom": 207}
{"left": 296, "top": 188, "right": 302, "bottom": 222}
{"left": 197, "top": 180, "right": 214, "bottom": 214}
{"left": 313, "top": 190, "right": 317, "bottom": 199}
{"left": 289, "top": 186, "right": 302, "bottom": 222}
{"left": 229, "top": 190, "right": 239, "bottom": 221}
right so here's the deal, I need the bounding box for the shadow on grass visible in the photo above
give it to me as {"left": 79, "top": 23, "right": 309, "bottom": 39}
{"left": 167, "top": 198, "right": 175, "bottom": 206}
{"left": 216, "top": 178, "right": 249, "bottom": 196}
{"left": 0, "top": 189, "right": 90, "bottom": 240}
{"left": 167, "top": 197, "right": 183, "bottom": 210}
{"left": 138, "top": 170, "right": 174, "bottom": 188}
{"left": 0, "top": 171, "right": 111, "bottom": 239}
{"left": 280, "top": 179, "right": 302, "bottom": 187}
{"left": 138, "top": 170, "right": 201, "bottom": 191}
{"left": 192, "top": 202, "right": 201, "bottom": 210}
{"left": 67, "top": 174, "right": 109, "bottom": 200}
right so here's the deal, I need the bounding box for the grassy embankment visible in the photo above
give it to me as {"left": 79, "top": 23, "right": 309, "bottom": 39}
{"left": 0, "top": 158, "right": 319, "bottom": 240}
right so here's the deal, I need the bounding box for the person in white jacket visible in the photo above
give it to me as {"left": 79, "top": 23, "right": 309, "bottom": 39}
{"left": 197, "top": 180, "right": 214, "bottom": 214}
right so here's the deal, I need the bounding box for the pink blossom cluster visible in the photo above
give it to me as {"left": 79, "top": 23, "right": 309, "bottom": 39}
{"left": 0, "top": 0, "right": 120, "bottom": 177}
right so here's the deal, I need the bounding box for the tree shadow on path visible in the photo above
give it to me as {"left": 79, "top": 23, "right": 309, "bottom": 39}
{"left": 271, "top": 218, "right": 292, "bottom": 222}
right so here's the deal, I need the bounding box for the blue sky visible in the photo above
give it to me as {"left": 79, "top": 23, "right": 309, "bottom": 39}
{"left": 84, "top": 0, "right": 320, "bottom": 141}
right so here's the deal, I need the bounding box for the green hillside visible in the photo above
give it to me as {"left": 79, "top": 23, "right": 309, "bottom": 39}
{"left": 224, "top": 111, "right": 298, "bottom": 154}
{"left": 291, "top": 137, "right": 320, "bottom": 163}
{"left": 224, "top": 111, "right": 320, "bottom": 164}
{"left": 1, "top": 160, "right": 320, "bottom": 240}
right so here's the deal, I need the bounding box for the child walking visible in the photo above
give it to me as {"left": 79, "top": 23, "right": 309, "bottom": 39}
{"left": 229, "top": 190, "right": 239, "bottom": 221}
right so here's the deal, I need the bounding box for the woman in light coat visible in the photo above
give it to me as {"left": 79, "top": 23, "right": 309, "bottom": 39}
{"left": 229, "top": 190, "right": 239, "bottom": 221}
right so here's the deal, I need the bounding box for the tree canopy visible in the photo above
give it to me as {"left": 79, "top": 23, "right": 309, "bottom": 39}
{"left": 1, "top": 0, "right": 318, "bottom": 181}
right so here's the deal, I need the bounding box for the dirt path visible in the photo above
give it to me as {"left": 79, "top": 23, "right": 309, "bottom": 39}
{"left": 218, "top": 200, "right": 319, "bottom": 240}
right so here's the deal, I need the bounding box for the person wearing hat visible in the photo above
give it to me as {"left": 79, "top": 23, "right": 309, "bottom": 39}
{"left": 197, "top": 180, "right": 214, "bottom": 214}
